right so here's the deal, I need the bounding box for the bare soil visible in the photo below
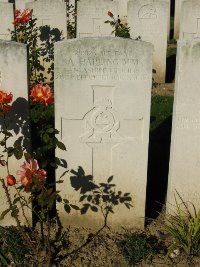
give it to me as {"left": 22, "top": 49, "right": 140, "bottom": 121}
{"left": 54, "top": 221, "right": 200, "bottom": 267}
{"left": 152, "top": 83, "right": 174, "bottom": 97}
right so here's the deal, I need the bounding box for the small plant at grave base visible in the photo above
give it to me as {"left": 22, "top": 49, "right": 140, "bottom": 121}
{"left": 164, "top": 191, "right": 200, "bottom": 262}
{"left": 105, "top": 11, "right": 130, "bottom": 38}
{"left": 121, "top": 232, "right": 162, "bottom": 266}
{"left": 52, "top": 166, "right": 134, "bottom": 264}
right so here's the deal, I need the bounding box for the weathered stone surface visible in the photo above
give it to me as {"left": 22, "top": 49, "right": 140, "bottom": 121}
{"left": 164, "top": 0, "right": 171, "bottom": 39}
{"left": 174, "top": 0, "right": 184, "bottom": 39}
{"left": 128, "top": 0, "right": 168, "bottom": 83}
{"left": 55, "top": 37, "right": 153, "bottom": 229}
{"left": 117, "top": 0, "right": 128, "bottom": 23}
{"left": 77, "top": 0, "right": 118, "bottom": 37}
{"left": 0, "top": 2, "right": 14, "bottom": 40}
{"left": 179, "top": 0, "right": 200, "bottom": 40}
{"left": 0, "top": 41, "right": 31, "bottom": 226}
{"left": 26, "top": 0, "right": 67, "bottom": 37}
{"left": 167, "top": 38, "right": 200, "bottom": 211}
{"left": 15, "top": 0, "right": 33, "bottom": 10}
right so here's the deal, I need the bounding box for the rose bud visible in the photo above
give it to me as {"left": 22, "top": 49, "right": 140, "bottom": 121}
{"left": 6, "top": 175, "right": 16, "bottom": 186}
{"left": 107, "top": 11, "right": 113, "bottom": 17}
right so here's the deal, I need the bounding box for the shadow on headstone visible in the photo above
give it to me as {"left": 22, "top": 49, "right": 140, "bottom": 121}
{"left": 33, "top": 25, "right": 64, "bottom": 84}
{"left": 0, "top": 97, "right": 30, "bottom": 154}
{"left": 145, "top": 116, "right": 172, "bottom": 224}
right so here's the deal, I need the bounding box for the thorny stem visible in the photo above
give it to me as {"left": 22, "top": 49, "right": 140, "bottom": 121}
{"left": 15, "top": 187, "right": 31, "bottom": 228}
{"left": 0, "top": 178, "right": 21, "bottom": 227}
{"left": 3, "top": 113, "right": 10, "bottom": 175}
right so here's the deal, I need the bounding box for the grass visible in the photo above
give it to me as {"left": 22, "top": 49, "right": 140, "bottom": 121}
{"left": 150, "top": 95, "right": 174, "bottom": 132}
{"left": 121, "top": 232, "right": 162, "bottom": 266}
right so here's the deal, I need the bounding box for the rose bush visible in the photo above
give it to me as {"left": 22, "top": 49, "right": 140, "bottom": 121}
{"left": 13, "top": 9, "right": 33, "bottom": 25}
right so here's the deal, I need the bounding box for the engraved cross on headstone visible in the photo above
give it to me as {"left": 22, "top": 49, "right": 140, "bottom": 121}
{"left": 61, "top": 85, "right": 142, "bottom": 180}
{"left": 183, "top": 18, "right": 200, "bottom": 39}
{"left": 79, "top": 18, "right": 103, "bottom": 37}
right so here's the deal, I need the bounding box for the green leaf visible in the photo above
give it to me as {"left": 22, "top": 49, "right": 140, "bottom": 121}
{"left": 46, "top": 128, "right": 54, "bottom": 133}
{"left": 42, "top": 133, "right": 50, "bottom": 143}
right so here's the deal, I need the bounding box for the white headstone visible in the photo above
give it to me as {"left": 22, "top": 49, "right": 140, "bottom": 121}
{"left": 117, "top": 0, "right": 128, "bottom": 23}
{"left": 164, "top": 0, "right": 171, "bottom": 39}
{"left": 26, "top": 0, "right": 67, "bottom": 38}
{"left": 167, "top": 38, "right": 200, "bottom": 210}
{"left": 179, "top": 0, "right": 200, "bottom": 40}
{"left": 55, "top": 37, "right": 153, "bottom": 229}
{"left": 128, "top": 0, "right": 168, "bottom": 83}
{"left": 174, "top": 0, "right": 184, "bottom": 39}
{"left": 0, "top": 41, "right": 31, "bottom": 226}
{"left": 77, "top": 0, "right": 118, "bottom": 37}
{"left": 0, "top": 2, "right": 14, "bottom": 40}
{"left": 15, "top": 0, "right": 33, "bottom": 10}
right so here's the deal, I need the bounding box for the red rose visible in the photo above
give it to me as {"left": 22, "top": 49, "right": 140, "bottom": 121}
{"left": 30, "top": 84, "right": 54, "bottom": 106}
{"left": 6, "top": 175, "right": 16, "bottom": 186}
{"left": 107, "top": 11, "right": 113, "bottom": 17}
{"left": 0, "top": 90, "right": 13, "bottom": 104}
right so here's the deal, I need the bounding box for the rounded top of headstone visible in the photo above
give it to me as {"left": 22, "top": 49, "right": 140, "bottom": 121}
{"left": 55, "top": 36, "right": 153, "bottom": 50}
{"left": 0, "top": 40, "right": 27, "bottom": 48}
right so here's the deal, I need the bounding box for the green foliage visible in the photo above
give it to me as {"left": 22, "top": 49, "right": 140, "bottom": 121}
{"left": 30, "top": 102, "right": 66, "bottom": 170}
{"left": 105, "top": 15, "right": 130, "bottom": 38}
{"left": 165, "top": 192, "right": 200, "bottom": 257}
{"left": 67, "top": 1, "right": 76, "bottom": 39}
{"left": 67, "top": 21, "right": 76, "bottom": 39}
{"left": 10, "top": 15, "right": 43, "bottom": 84}
{"left": 122, "top": 232, "right": 160, "bottom": 266}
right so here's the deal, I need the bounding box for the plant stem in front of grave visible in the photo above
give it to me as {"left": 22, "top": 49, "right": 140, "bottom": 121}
{"left": 0, "top": 111, "right": 21, "bottom": 226}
